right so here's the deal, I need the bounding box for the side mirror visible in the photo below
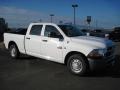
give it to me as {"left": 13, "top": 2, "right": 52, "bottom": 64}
{"left": 58, "top": 35, "right": 64, "bottom": 41}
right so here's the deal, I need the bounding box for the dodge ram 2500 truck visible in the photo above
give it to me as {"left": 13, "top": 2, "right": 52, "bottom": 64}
{"left": 4, "top": 23, "right": 115, "bottom": 75}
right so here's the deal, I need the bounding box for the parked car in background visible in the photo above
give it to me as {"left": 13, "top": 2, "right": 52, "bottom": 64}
{"left": 80, "top": 29, "right": 90, "bottom": 35}
{"left": 75, "top": 25, "right": 92, "bottom": 36}
{"left": 90, "top": 29, "right": 106, "bottom": 38}
{"left": 109, "top": 27, "right": 120, "bottom": 42}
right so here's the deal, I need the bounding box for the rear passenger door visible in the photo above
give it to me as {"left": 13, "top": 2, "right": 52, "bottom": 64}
{"left": 25, "top": 25, "right": 43, "bottom": 56}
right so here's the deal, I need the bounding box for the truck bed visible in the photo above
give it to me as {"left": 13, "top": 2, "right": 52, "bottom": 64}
{"left": 4, "top": 33, "right": 26, "bottom": 54}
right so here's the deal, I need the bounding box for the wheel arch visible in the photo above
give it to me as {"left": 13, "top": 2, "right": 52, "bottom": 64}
{"left": 64, "top": 51, "right": 89, "bottom": 67}
{"left": 8, "top": 41, "right": 19, "bottom": 51}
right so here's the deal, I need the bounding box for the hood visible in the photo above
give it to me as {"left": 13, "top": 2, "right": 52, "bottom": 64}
{"left": 70, "top": 36, "right": 114, "bottom": 49}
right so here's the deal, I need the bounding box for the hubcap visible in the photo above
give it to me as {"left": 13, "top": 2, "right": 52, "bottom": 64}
{"left": 11, "top": 47, "right": 16, "bottom": 57}
{"left": 71, "top": 59, "right": 82, "bottom": 73}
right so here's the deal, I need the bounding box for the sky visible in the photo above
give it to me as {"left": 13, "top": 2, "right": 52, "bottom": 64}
{"left": 0, "top": 0, "right": 120, "bottom": 28}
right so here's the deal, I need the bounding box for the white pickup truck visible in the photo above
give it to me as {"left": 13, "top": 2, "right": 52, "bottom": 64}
{"left": 4, "top": 23, "right": 115, "bottom": 75}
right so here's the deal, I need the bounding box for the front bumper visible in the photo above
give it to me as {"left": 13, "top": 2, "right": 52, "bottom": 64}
{"left": 88, "top": 55, "right": 115, "bottom": 71}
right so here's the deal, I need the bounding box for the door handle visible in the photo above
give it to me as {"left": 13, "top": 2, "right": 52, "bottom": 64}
{"left": 26, "top": 37, "right": 30, "bottom": 40}
{"left": 42, "top": 40, "right": 48, "bottom": 42}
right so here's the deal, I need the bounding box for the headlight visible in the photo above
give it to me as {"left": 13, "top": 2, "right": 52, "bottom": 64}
{"left": 87, "top": 49, "right": 107, "bottom": 59}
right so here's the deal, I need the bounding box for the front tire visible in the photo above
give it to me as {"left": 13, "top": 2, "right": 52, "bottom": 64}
{"left": 9, "top": 44, "right": 20, "bottom": 59}
{"left": 67, "top": 54, "right": 88, "bottom": 75}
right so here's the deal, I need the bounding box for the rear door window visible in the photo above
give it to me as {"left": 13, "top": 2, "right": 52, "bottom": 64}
{"left": 30, "top": 25, "right": 43, "bottom": 36}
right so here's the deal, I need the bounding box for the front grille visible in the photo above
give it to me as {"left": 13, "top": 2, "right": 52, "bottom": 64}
{"left": 105, "top": 46, "right": 114, "bottom": 57}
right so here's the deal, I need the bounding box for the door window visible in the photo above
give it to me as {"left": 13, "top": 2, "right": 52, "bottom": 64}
{"left": 44, "top": 25, "right": 62, "bottom": 38}
{"left": 30, "top": 25, "right": 43, "bottom": 35}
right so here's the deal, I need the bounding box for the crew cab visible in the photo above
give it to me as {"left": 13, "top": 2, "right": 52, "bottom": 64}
{"left": 4, "top": 23, "right": 115, "bottom": 75}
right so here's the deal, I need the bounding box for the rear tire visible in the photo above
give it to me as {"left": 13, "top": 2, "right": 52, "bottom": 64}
{"left": 9, "top": 44, "right": 20, "bottom": 59}
{"left": 67, "top": 54, "right": 88, "bottom": 76}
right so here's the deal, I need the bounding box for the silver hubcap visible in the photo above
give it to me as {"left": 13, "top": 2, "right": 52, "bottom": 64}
{"left": 11, "top": 47, "right": 16, "bottom": 57}
{"left": 71, "top": 59, "right": 83, "bottom": 73}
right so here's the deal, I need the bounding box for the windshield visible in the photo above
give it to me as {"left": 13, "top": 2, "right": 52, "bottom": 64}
{"left": 59, "top": 25, "right": 84, "bottom": 37}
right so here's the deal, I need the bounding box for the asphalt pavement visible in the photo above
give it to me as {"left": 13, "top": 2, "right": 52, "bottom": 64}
{"left": 0, "top": 42, "right": 120, "bottom": 90}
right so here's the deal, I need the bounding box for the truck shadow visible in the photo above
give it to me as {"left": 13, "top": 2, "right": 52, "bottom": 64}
{"left": 18, "top": 55, "right": 120, "bottom": 78}
{"left": 4, "top": 48, "right": 120, "bottom": 78}
{"left": 87, "top": 55, "right": 120, "bottom": 78}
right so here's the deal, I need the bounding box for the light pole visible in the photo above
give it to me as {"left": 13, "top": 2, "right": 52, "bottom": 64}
{"left": 86, "top": 16, "right": 91, "bottom": 30}
{"left": 50, "top": 14, "right": 54, "bottom": 23}
{"left": 95, "top": 20, "right": 98, "bottom": 29}
{"left": 72, "top": 4, "right": 78, "bottom": 25}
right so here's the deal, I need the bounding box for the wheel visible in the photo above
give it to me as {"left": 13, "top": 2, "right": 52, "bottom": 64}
{"left": 67, "top": 54, "right": 88, "bottom": 75}
{"left": 9, "top": 44, "right": 20, "bottom": 59}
